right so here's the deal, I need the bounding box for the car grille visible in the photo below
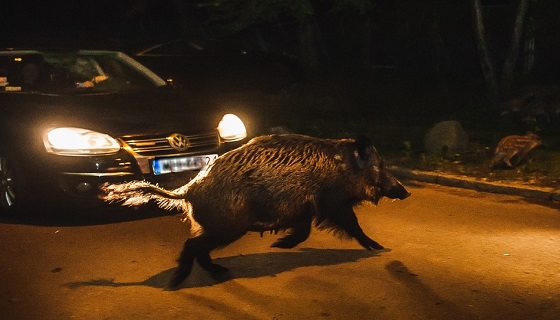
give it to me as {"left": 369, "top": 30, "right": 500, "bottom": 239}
{"left": 120, "top": 132, "right": 220, "bottom": 157}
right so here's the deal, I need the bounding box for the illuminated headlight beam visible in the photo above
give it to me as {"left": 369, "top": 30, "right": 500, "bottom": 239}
{"left": 44, "top": 127, "right": 121, "bottom": 156}
{"left": 217, "top": 114, "right": 247, "bottom": 142}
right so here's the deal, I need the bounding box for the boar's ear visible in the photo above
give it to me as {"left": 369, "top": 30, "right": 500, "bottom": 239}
{"left": 354, "top": 135, "right": 374, "bottom": 169}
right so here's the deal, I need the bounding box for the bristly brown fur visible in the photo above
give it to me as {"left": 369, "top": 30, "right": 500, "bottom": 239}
{"left": 99, "top": 180, "right": 189, "bottom": 212}
{"left": 98, "top": 134, "right": 410, "bottom": 288}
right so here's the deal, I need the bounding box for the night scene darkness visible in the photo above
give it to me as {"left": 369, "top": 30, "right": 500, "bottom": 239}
{"left": 1, "top": 1, "right": 559, "bottom": 319}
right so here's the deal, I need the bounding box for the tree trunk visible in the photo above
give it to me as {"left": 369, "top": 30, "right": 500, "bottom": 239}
{"left": 501, "top": 0, "right": 530, "bottom": 99}
{"left": 471, "top": 0, "right": 530, "bottom": 105}
{"left": 471, "top": 0, "right": 499, "bottom": 104}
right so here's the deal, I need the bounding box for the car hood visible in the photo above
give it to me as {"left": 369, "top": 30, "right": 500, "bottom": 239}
{"left": 1, "top": 88, "right": 222, "bottom": 137}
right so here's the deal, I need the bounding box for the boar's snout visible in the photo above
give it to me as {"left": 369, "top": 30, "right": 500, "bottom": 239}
{"left": 384, "top": 179, "right": 410, "bottom": 200}
{"left": 372, "top": 170, "right": 410, "bottom": 205}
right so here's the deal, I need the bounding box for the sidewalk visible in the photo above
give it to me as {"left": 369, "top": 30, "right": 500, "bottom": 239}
{"left": 390, "top": 166, "right": 560, "bottom": 202}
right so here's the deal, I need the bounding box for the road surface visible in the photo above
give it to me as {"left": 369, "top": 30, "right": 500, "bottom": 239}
{"left": 1, "top": 182, "right": 559, "bottom": 319}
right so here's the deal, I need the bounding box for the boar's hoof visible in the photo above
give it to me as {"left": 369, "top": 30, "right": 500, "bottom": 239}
{"left": 168, "top": 271, "right": 189, "bottom": 290}
{"left": 204, "top": 263, "right": 230, "bottom": 275}
{"left": 209, "top": 269, "right": 233, "bottom": 282}
{"left": 358, "top": 238, "right": 384, "bottom": 251}
{"left": 271, "top": 236, "right": 304, "bottom": 249}
{"left": 197, "top": 254, "right": 229, "bottom": 274}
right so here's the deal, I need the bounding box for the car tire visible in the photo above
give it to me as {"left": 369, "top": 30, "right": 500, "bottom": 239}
{"left": 0, "top": 152, "right": 29, "bottom": 215}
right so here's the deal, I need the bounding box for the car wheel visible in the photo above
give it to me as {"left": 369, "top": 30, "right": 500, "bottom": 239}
{"left": 0, "top": 153, "right": 28, "bottom": 215}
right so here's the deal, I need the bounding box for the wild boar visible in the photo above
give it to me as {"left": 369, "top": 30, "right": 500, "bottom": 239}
{"left": 489, "top": 132, "right": 543, "bottom": 169}
{"left": 100, "top": 134, "right": 410, "bottom": 288}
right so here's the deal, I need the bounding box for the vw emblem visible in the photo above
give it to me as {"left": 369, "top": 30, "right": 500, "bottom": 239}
{"left": 167, "top": 133, "right": 190, "bottom": 151}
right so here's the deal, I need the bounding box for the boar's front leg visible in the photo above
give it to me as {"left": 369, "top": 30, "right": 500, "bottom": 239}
{"left": 329, "top": 207, "right": 384, "bottom": 250}
{"left": 271, "top": 213, "right": 312, "bottom": 248}
{"left": 197, "top": 252, "right": 229, "bottom": 274}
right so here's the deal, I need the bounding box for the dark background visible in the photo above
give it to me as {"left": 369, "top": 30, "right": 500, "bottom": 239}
{"left": 2, "top": 0, "right": 559, "bottom": 81}
{"left": 2, "top": 0, "right": 560, "bottom": 141}
{"left": 1, "top": 1, "right": 558, "bottom": 212}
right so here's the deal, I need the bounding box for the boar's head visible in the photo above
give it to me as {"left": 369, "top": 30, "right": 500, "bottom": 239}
{"left": 354, "top": 135, "right": 411, "bottom": 205}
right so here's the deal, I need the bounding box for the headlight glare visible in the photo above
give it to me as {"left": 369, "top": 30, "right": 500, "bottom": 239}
{"left": 217, "top": 114, "right": 247, "bottom": 142}
{"left": 44, "top": 127, "right": 120, "bottom": 155}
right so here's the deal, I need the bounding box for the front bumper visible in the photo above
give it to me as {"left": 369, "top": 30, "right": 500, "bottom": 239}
{"left": 36, "top": 140, "right": 243, "bottom": 207}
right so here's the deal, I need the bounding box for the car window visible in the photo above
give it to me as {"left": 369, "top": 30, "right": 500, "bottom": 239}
{"left": 140, "top": 40, "right": 202, "bottom": 56}
{"left": 0, "top": 50, "right": 166, "bottom": 94}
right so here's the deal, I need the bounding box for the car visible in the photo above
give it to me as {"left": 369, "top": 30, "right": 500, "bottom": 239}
{"left": 133, "top": 38, "right": 303, "bottom": 94}
{"left": 0, "top": 49, "right": 250, "bottom": 215}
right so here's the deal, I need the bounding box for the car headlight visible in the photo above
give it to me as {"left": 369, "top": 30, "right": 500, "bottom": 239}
{"left": 217, "top": 114, "right": 247, "bottom": 142}
{"left": 44, "top": 127, "right": 121, "bottom": 155}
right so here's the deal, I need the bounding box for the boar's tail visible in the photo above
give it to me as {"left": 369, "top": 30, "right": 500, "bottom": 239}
{"left": 99, "top": 180, "right": 189, "bottom": 212}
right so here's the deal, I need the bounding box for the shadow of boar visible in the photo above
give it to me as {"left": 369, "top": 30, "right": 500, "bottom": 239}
{"left": 100, "top": 134, "right": 410, "bottom": 288}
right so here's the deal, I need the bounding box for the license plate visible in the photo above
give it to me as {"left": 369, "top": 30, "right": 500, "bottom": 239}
{"left": 152, "top": 154, "right": 218, "bottom": 175}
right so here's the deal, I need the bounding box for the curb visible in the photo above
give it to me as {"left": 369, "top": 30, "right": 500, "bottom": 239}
{"left": 390, "top": 166, "right": 560, "bottom": 202}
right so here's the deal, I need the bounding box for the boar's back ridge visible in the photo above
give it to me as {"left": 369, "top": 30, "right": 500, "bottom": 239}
{"left": 186, "top": 134, "right": 381, "bottom": 219}
{"left": 206, "top": 134, "right": 367, "bottom": 179}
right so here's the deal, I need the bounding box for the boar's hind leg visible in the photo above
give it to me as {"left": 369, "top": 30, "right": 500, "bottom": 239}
{"left": 169, "top": 234, "right": 236, "bottom": 288}
{"left": 271, "top": 214, "right": 312, "bottom": 249}
{"left": 169, "top": 240, "right": 197, "bottom": 288}
{"left": 329, "top": 208, "right": 384, "bottom": 250}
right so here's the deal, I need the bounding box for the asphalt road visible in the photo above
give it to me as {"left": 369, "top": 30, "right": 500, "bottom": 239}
{"left": 1, "top": 182, "right": 559, "bottom": 320}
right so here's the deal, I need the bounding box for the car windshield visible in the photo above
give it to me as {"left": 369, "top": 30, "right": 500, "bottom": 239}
{"left": 0, "top": 50, "right": 167, "bottom": 94}
{"left": 137, "top": 38, "right": 243, "bottom": 56}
